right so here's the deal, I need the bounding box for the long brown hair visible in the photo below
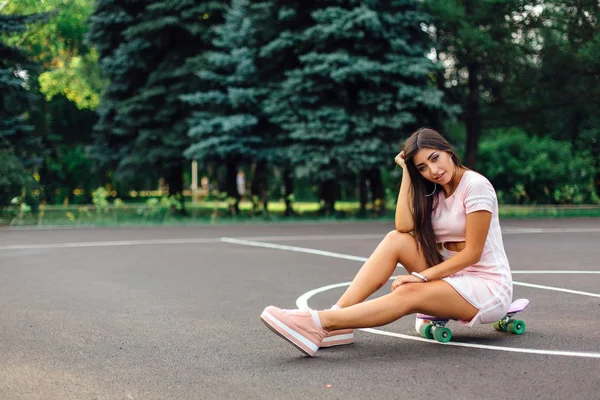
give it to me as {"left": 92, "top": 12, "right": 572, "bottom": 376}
{"left": 402, "top": 128, "right": 465, "bottom": 268}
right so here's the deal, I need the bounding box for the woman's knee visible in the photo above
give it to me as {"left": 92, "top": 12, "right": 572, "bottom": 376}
{"left": 383, "top": 230, "right": 415, "bottom": 256}
{"left": 390, "top": 282, "right": 425, "bottom": 310}
{"left": 391, "top": 282, "right": 421, "bottom": 297}
{"left": 384, "top": 230, "right": 414, "bottom": 246}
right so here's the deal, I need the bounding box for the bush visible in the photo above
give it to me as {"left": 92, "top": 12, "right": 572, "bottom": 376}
{"left": 0, "top": 149, "right": 33, "bottom": 209}
{"left": 477, "top": 129, "right": 598, "bottom": 204}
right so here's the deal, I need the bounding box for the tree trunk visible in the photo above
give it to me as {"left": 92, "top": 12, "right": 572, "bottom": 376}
{"left": 251, "top": 160, "right": 269, "bottom": 213}
{"left": 368, "top": 168, "right": 386, "bottom": 216}
{"left": 225, "top": 160, "right": 240, "bottom": 216}
{"left": 167, "top": 160, "right": 186, "bottom": 214}
{"left": 595, "top": 166, "right": 600, "bottom": 197}
{"left": 283, "top": 167, "right": 295, "bottom": 217}
{"left": 464, "top": 0, "right": 482, "bottom": 170}
{"left": 319, "top": 179, "right": 338, "bottom": 215}
{"left": 358, "top": 170, "right": 368, "bottom": 216}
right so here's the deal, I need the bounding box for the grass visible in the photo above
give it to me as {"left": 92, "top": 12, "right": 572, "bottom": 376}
{"left": 2, "top": 200, "right": 600, "bottom": 228}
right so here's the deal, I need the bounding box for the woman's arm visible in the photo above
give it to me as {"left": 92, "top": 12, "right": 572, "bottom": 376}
{"left": 419, "top": 210, "right": 492, "bottom": 281}
{"left": 394, "top": 152, "right": 414, "bottom": 233}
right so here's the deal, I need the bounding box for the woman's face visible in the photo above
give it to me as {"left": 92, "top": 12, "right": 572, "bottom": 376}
{"left": 412, "top": 147, "right": 455, "bottom": 185}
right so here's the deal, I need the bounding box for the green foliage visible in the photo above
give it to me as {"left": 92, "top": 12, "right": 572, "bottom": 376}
{"left": 4, "top": 0, "right": 101, "bottom": 111}
{"left": 0, "top": 9, "right": 47, "bottom": 162}
{"left": 2, "top": 2, "right": 99, "bottom": 208}
{"left": 184, "top": 0, "right": 271, "bottom": 166}
{"left": 90, "top": 0, "right": 225, "bottom": 201}
{"left": 477, "top": 129, "right": 598, "bottom": 204}
{"left": 45, "top": 144, "right": 95, "bottom": 187}
{"left": 39, "top": 49, "right": 103, "bottom": 110}
{"left": 9, "top": 199, "right": 32, "bottom": 226}
{"left": 263, "top": 1, "right": 450, "bottom": 183}
{"left": 0, "top": 149, "right": 32, "bottom": 209}
{"left": 87, "top": 0, "right": 148, "bottom": 174}
{"left": 92, "top": 186, "right": 110, "bottom": 214}
{"left": 498, "top": 0, "right": 600, "bottom": 192}
{"left": 425, "top": 0, "right": 542, "bottom": 167}
{"left": 137, "top": 196, "right": 183, "bottom": 220}
{"left": 3, "top": 0, "right": 599, "bottom": 215}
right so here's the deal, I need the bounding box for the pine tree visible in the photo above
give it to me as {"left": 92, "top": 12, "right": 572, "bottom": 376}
{"left": 183, "top": 0, "right": 275, "bottom": 214}
{"left": 117, "top": 0, "right": 224, "bottom": 207}
{"left": 251, "top": 0, "right": 324, "bottom": 215}
{"left": 89, "top": 0, "right": 224, "bottom": 206}
{"left": 88, "top": 0, "right": 147, "bottom": 186}
{"left": 264, "top": 1, "right": 448, "bottom": 213}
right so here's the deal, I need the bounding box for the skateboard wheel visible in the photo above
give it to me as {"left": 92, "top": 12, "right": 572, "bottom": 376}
{"left": 508, "top": 320, "right": 526, "bottom": 335}
{"left": 492, "top": 321, "right": 507, "bottom": 331}
{"left": 433, "top": 327, "right": 452, "bottom": 343}
{"left": 419, "top": 324, "right": 434, "bottom": 339}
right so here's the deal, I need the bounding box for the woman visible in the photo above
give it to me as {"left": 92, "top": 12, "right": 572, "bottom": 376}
{"left": 260, "top": 128, "right": 513, "bottom": 357}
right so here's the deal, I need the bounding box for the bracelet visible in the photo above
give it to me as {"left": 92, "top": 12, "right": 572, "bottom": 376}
{"left": 411, "top": 271, "right": 428, "bottom": 282}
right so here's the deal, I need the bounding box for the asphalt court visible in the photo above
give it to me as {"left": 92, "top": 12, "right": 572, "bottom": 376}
{"left": 0, "top": 218, "right": 599, "bottom": 399}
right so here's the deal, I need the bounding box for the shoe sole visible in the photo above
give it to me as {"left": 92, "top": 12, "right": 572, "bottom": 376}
{"left": 260, "top": 310, "right": 318, "bottom": 357}
{"left": 321, "top": 333, "right": 355, "bottom": 348}
{"left": 321, "top": 328, "right": 355, "bottom": 347}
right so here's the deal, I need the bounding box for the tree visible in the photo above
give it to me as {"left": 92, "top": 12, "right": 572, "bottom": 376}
{"left": 248, "top": 0, "right": 324, "bottom": 215}
{"left": 0, "top": 6, "right": 48, "bottom": 205}
{"left": 0, "top": 149, "right": 32, "bottom": 209}
{"left": 184, "top": 0, "right": 275, "bottom": 214}
{"left": 264, "top": 1, "right": 449, "bottom": 213}
{"left": 501, "top": 0, "right": 600, "bottom": 194}
{"left": 6, "top": 0, "right": 102, "bottom": 110}
{"left": 88, "top": 0, "right": 152, "bottom": 190}
{"left": 89, "top": 0, "right": 224, "bottom": 208}
{"left": 426, "top": 0, "right": 540, "bottom": 169}
{"left": 6, "top": 0, "right": 101, "bottom": 204}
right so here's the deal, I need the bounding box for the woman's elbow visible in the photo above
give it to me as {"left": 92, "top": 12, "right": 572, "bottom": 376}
{"left": 466, "top": 249, "right": 483, "bottom": 264}
{"left": 394, "top": 224, "right": 414, "bottom": 234}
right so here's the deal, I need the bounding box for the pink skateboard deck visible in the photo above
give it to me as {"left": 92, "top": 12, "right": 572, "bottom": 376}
{"left": 416, "top": 298, "right": 530, "bottom": 343}
{"left": 417, "top": 298, "right": 529, "bottom": 322}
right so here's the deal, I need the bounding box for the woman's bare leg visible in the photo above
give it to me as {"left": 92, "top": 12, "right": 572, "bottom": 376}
{"left": 335, "top": 230, "right": 429, "bottom": 308}
{"left": 320, "top": 280, "right": 478, "bottom": 330}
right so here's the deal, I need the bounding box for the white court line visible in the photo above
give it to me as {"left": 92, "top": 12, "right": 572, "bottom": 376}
{"left": 359, "top": 328, "right": 600, "bottom": 358}
{"left": 236, "top": 234, "right": 384, "bottom": 241}
{"left": 295, "top": 281, "right": 600, "bottom": 359}
{"left": 2, "top": 225, "right": 599, "bottom": 250}
{"left": 220, "top": 237, "right": 368, "bottom": 263}
{"left": 502, "top": 227, "right": 600, "bottom": 234}
{"left": 221, "top": 238, "right": 600, "bottom": 281}
{"left": 0, "top": 237, "right": 222, "bottom": 250}
{"left": 510, "top": 282, "right": 600, "bottom": 298}
{"left": 512, "top": 271, "right": 600, "bottom": 274}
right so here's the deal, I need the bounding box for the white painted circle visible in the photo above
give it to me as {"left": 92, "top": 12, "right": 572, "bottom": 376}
{"left": 296, "top": 277, "right": 600, "bottom": 359}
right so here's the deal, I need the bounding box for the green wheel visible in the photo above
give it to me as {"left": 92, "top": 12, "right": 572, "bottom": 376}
{"left": 493, "top": 321, "right": 507, "bottom": 331}
{"left": 433, "top": 327, "right": 452, "bottom": 343}
{"left": 508, "top": 320, "right": 526, "bottom": 335}
{"left": 419, "top": 323, "right": 434, "bottom": 339}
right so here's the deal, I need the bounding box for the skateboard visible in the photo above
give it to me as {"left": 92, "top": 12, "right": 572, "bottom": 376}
{"left": 416, "top": 298, "right": 529, "bottom": 343}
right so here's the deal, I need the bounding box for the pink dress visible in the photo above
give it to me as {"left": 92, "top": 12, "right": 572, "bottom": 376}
{"left": 431, "top": 170, "right": 513, "bottom": 327}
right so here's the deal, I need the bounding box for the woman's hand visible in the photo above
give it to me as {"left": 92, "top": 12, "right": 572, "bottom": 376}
{"left": 391, "top": 274, "right": 423, "bottom": 291}
{"left": 394, "top": 151, "right": 407, "bottom": 168}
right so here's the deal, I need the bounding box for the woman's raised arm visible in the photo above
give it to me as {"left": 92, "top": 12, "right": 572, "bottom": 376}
{"left": 394, "top": 151, "right": 415, "bottom": 233}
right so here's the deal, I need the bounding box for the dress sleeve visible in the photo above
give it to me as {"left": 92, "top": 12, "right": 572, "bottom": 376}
{"left": 464, "top": 175, "right": 496, "bottom": 214}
